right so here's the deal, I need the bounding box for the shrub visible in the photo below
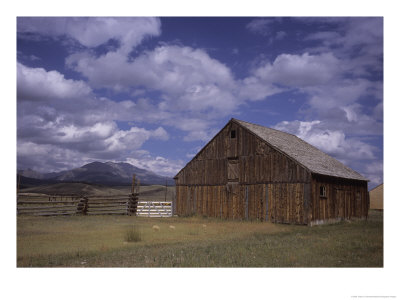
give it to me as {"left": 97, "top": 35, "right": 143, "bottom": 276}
{"left": 125, "top": 225, "right": 142, "bottom": 242}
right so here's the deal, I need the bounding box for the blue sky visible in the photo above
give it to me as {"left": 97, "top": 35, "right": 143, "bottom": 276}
{"left": 17, "top": 17, "right": 383, "bottom": 188}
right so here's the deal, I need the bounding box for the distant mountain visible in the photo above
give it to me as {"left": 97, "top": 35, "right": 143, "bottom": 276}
{"left": 18, "top": 161, "right": 174, "bottom": 186}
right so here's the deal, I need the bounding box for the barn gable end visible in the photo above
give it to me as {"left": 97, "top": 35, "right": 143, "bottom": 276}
{"left": 174, "top": 118, "right": 369, "bottom": 225}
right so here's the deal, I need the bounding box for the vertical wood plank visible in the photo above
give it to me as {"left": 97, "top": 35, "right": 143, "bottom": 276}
{"left": 272, "top": 183, "right": 276, "bottom": 223}
{"left": 251, "top": 184, "right": 255, "bottom": 219}
{"left": 265, "top": 184, "right": 269, "bottom": 222}
{"left": 288, "top": 184, "right": 293, "bottom": 224}
{"left": 245, "top": 185, "right": 249, "bottom": 220}
{"left": 303, "top": 183, "right": 310, "bottom": 224}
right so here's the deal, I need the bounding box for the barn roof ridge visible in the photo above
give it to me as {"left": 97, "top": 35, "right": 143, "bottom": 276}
{"left": 232, "top": 118, "right": 367, "bottom": 181}
{"left": 231, "top": 118, "right": 294, "bottom": 135}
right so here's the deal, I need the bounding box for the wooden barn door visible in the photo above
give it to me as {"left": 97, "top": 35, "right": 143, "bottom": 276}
{"left": 227, "top": 159, "right": 239, "bottom": 219}
{"left": 335, "top": 189, "right": 352, "bottom": 220}
{"left": 345, "top": 191, "right": 352, "bottom": 219}
{"left": 227, "top": 183, "right": 239, "bottom": 219}
{"left": 336, "top": 189, "right": 345, "bottom": 219}
{"left": 228, "top": 159, "right": 239, "bottom": 182}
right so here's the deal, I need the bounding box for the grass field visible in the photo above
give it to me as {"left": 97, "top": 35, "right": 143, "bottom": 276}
{"left": 17, "top": 210, "right": 383, "bottom": 267}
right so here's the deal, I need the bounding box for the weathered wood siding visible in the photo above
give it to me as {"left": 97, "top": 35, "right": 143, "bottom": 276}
{"left": 175, "top": 120, "right": 368, "bottom": 225}
{"left": 175, "top": 122, "right": 312, "bottom": 224}
{"left": 310, "top": 175, "right": 369, "bottom": 222}
{"left": 176, "top": 182, "right": 309, "bottom": 224}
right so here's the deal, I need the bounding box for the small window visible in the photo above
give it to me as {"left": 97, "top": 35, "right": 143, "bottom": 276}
{"left": 320, "top": 185, "right": 326, "bottom": 197}
{"left": 230, "top": 130, "right": 236, "bottom": 139}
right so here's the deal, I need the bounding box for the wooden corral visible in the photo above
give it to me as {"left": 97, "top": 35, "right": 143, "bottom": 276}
{"left": 17, "top": 193, "right": 138, "bottom": 216}
{"left": 369, "top": 183, "right": 383, "bottom": 210}
{"left": 174, "top": 118, "right": 369, "bottom": 225}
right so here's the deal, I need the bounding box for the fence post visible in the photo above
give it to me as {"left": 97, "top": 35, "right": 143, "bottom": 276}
{"left": 132, "top": 174, "right": 136, "bottom": 194}
{"left": 128, "top": 193, "right": 138, "bottom": 215}
{"left": 76, "top": 196, "right": 88, "bottom": 215}
{"left": 128, "top": 175, "right": 138, "bottom": 216}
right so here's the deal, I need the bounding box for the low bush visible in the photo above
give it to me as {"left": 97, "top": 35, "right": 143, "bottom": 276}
{"left": 124, "top": 225, "right": 142, "bottom": 242}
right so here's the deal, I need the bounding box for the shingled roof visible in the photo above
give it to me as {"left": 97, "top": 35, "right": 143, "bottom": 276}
{"left": 233, "top": 118, "right": 367, "bottom": 181}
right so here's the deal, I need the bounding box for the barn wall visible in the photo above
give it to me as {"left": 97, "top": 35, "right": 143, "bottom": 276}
{"left": 176, "top": 182, "right": 310, "bottom": 224}
{"left": 310, "top": 175, "right": 369, "bottom": 222}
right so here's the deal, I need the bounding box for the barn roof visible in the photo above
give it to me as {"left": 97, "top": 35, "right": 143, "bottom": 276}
{"left": 233, "top": 118, "right": 368, "bottom": 181}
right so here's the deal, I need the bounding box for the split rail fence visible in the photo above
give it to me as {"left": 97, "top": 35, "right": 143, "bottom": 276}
{"left": 17, "top": 193, "right": 139, "bottom": 216}
{"left": 17, "top": 175, "right": 174, "bottom": 217}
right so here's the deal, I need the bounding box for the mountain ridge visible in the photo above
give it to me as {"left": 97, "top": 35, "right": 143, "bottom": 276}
{"left": 18, "top": 161, "right": 174, "bottom": 186}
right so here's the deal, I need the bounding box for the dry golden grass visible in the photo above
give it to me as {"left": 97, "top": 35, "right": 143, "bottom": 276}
{"left": 17, "top": 214, "right": 286, "bottom": 257}
{"left": 17, "top": 211, "right": 383, "bottom": 267}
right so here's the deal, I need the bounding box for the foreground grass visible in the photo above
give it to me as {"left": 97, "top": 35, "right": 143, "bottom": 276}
{"left": 17, "top": 211, "right": 383, "bottom": 267}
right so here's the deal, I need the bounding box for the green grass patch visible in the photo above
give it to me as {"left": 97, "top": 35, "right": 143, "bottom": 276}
{"left": 17, "top": 211, "right": 383, "bottom": 267}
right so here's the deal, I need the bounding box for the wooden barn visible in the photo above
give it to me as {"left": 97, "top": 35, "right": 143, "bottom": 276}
{"left": 369, "top": 183, "right": 383, "bottom": 210}
{"left": 174, "top": 118, "right": 369, "bottom": 225}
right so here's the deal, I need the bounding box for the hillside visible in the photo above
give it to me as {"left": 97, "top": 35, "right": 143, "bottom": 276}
{"left": 19, "top": 182, "right": 130, "bottom": 196}
{"left": 18, "top": 161, "right": 175, "bottom": 186}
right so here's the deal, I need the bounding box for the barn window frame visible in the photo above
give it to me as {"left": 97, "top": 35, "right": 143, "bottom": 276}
{"left": 230, "top": 129, "right": 236, "bottom": 139}
{"left": 320, "top": 185, "right": 326, "bottom": 197}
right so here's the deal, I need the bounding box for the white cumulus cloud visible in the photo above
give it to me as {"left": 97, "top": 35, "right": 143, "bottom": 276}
{"left": 17, "top": 63, "right": 92, "bottom": 101}
{"left": 126, "top": 150, "right": 184, "bottom": 177}
{"left": 254, "top": 52, "right": 341, "bottom": 87}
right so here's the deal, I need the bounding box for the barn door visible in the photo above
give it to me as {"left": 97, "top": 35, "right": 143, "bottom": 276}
{"left": 265, "top": 184, "right": 269, "bottom": 221}
{"left": 335, "top": 189, "right": 352, "bottom": 220}
{"left": 227, "top": 182, "right": 239, "bottom": 219}
{"left": 227, "top": 159, "right": 239, "bottom": 182}
{"left": 345, "top": 191, "right": 352, "bottom": 219}
{"left": 336, "top": 189, "right": 345, "bottom": 219}
{"left": 227, "top": 158, "right": 240, "bottom": 220}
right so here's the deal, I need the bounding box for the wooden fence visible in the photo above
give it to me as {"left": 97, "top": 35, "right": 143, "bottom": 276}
{"left": 136, "top": 201, "right": 173, "bottom": 218}
{"left": 17, "top": 193, "right": 138, "bottom": 216}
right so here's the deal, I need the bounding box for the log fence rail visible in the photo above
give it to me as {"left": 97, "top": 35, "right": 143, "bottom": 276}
{"left": 17, "top": 193, "right": 138, "bottom": 216}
